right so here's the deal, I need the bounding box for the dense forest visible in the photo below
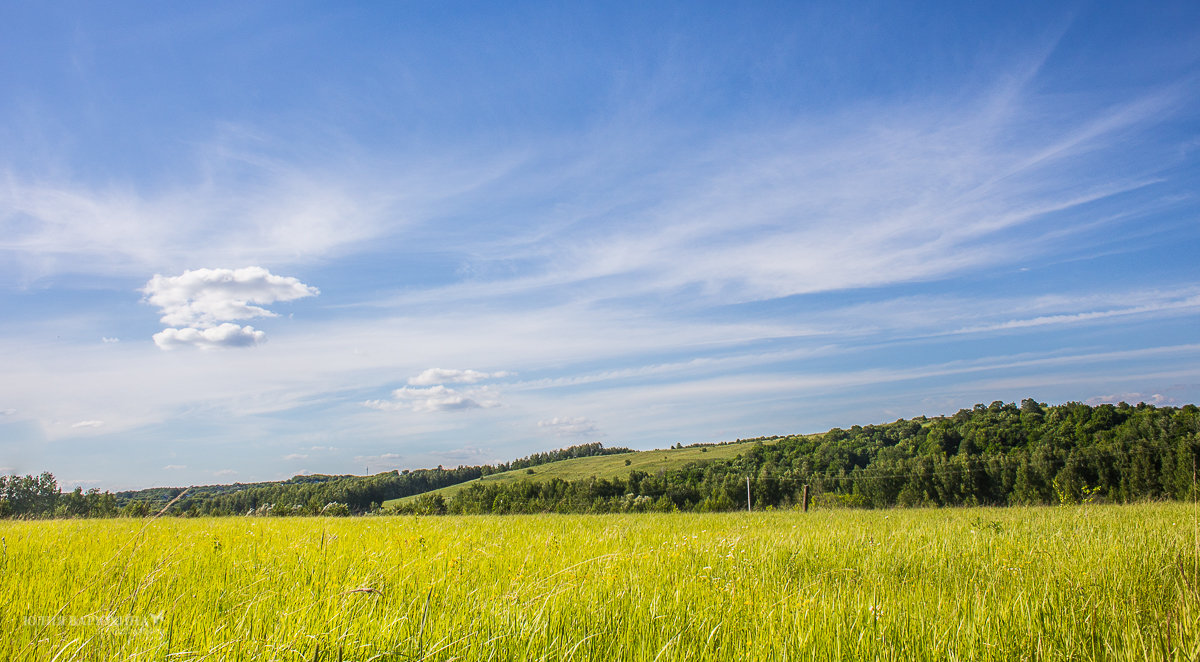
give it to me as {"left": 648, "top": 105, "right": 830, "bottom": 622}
{"left": 3, "top": 401, "right": 1198, "bottom": 517}
{"left": 392, "top": 400, "right": 1200, "bottom": 514}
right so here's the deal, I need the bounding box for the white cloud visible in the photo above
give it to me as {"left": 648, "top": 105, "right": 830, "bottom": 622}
{"left": 1086, "top": 392, "right": 1174, "bottom": 406}
{"left": 354, "top": 453, "right": 405, "bottom": 470}
{"left": 143, "top": 266, "right": 318, "bottom": 328}
{"left": 952, "top": 294, "right": 1200, "bottom": 335}
{"left": 101, "top": 337, "right": 120, "bottom": 344}
{"left": 360, "top": 83, "right": 1182, "bottom": 314}
{"left": 71, "top": 420, "right": 104, "bottom": 428}
{"left": 364, "top": 385, "right": 499, "bottom": 413}
{"left": 139, "top": 267, "right": 316, "bottom": 350}
{"left": 0, "top": 408, "right": 14, "bottom": 416}
{"left": 428, "top": 447, "right": 493, "bottom": 465}
{"left": 214, "top": 469, "right": 238, "bottom": 477}
{"left": 163, "top": 464, "right": 186, "bottom": 470}
{"left": 0, "top": 129, "right": 485, "bottom": 281}
{"left": 283, "top": 453, "right": 309, "bottom": 460}
{"left": 152, "top": 323, "right": 267, "bottom": 350}
{"left": 408, "top": 368, "right": 509, "bottom": 386}
{"left": 538, "top": 416, "right": 600, "bottom": 437}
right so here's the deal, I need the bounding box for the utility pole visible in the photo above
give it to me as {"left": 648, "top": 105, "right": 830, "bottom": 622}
{"left": 746, "top": 476, "right": 752, "bottom": 513}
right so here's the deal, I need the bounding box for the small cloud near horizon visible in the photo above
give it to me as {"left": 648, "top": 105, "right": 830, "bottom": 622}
{"left": 364, "top": 385, "right": 500, "bottom": 413}
{"left": 1086, "top": 392, "right": 1174, "bottom": 406}
{"left": 538, "top": 416, "right": 601, "bottom": 437}
{"left": 429, "top": 446, "right": 492, "bottom": 463}
{"left": 408, "top": 368, "right": 511, "bottom": 386}
{"left": 65, "top": 478, "right": 103, "bottom": 487}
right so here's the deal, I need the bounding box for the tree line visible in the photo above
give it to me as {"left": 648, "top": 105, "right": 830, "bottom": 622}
{"left": 0, "top": 442, "right": 631, "bottom": 518}
{"left": 6, "top": 402, "right": 1198, "bottom": 517}
{"left": 0, "top": 473, "right": 119, "bottom": 518}
{"left": 390, "top": 400, "right": 1200, "bottom": 514}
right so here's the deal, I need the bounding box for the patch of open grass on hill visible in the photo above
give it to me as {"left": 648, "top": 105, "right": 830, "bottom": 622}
{"left": 384, "top": 436, "right": 793, "bottom": 508}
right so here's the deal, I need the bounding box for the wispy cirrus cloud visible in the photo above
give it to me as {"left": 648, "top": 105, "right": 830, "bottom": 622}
{"left": 1, "top": 11, "right": 1197, "bottom": 491}
{"left": 363, "top": 82, "right": 1186, "bottom": 313}
{"left": 953, "top": 295, "right": 1200, "bottom": 334}
{"left": 0, "top": 123, "right": 525, "bottom": 285}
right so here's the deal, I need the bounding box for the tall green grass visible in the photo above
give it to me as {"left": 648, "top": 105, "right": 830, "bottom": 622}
{"left": 2, "top": 503, "right": 1197, "bottom": 660}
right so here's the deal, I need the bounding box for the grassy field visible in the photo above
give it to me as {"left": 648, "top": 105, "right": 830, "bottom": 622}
{"left": 3, "top": 503, "right": 1198, "bottom": 661}
{"left": 384, "top": 437, "right": 787, "bottom": 508}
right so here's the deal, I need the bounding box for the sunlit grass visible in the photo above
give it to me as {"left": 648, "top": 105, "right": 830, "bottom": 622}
{"left": 2, "top": 503, "right": 1197, "bottom": 660}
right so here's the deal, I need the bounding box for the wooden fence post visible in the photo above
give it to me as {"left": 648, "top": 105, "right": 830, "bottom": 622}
{"left": 802, "top": 484, "right": 809, "bottom": 512}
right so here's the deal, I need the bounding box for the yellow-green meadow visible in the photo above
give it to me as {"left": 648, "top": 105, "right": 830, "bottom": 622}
{"left": 3, "top": 503, "right": 1197, "bottom": 661}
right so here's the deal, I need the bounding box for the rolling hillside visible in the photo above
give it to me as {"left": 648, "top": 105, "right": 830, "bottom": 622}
{"left": 383, "top": 436, "right": 790, "bottom": 508}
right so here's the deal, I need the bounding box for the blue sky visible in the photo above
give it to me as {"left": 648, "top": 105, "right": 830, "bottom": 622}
{"left": 1, "top": 1, "right": 1198, "bottom": 490}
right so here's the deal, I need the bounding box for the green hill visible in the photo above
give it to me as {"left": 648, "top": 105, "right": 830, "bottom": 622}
{"left": 383, "top": 437, "right": 788, "bottom": 508}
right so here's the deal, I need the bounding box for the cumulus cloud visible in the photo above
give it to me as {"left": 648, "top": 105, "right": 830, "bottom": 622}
{"left": 408, "top": 368, "right": 509, "bottom": 385}
{"left": 152, "top": 323, "right": 267, "bottom": 350}
{"left": 143, "top": 266, "right": 319, "bottom": 327}
{"left": 142, "top": 267, "right": 317, "bottom": 349}
{"left": 365, "top": 368, "right": 511, "bottom": 412}
{"left": 364, "top": 385, "right": 499, "bottom": 413}
{"left": 538, "top": 416, "right": 601, "bottom": 437}
{"left": 71, "top": 420, "right": 104, "bottom": 428}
